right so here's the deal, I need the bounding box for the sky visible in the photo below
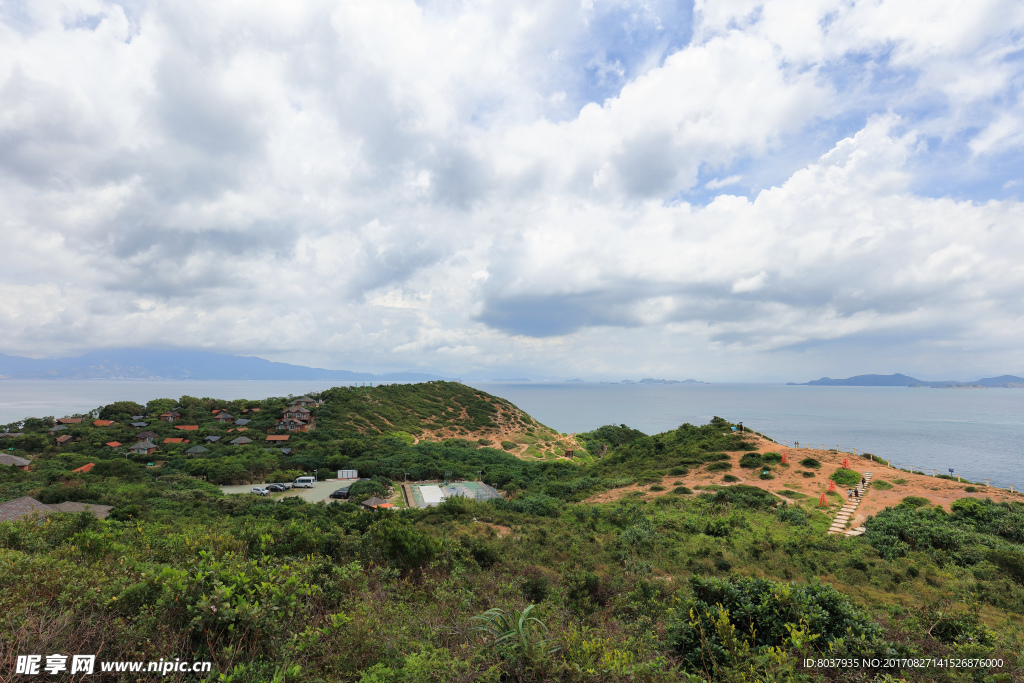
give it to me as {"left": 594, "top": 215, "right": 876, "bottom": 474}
{"left": 1, "top": 0, "right": 1024, "bottom": 382}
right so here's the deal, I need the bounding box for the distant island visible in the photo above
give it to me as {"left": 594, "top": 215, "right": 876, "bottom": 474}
{"left": 0, "top": 349, "right": 449, "bottom": 382}
{"left": 638, "top": 378, "right": 708, "bottom": 385}
{"left": 788, "top": 373, "right": 1024, "bottom": 388}
{"left": 489, "top": 378, "right": 531, "bottom": 382}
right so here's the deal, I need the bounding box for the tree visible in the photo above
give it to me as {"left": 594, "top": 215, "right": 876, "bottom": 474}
{"left": 99, "top": 401, "right": 145, "bottom": 422}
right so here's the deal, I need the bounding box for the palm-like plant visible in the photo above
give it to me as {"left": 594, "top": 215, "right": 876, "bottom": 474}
{"left": 471, "top": 604, "right": 560, "bottom": 663}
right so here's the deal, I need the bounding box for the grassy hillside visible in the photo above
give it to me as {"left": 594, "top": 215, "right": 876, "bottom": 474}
{"left": 1, "top": 383, "right": 1022, "bottom": 682}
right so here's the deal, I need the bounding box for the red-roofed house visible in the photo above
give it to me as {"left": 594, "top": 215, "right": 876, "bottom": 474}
{"left": 163, "top": 437, "right": 188, "bottom": 444}
{"left": 266, "top": 435, "right": 290, "bottom": 442}
{"left": 159, "top": 411, "right": 181, "bottom": 423}
{"left": 93, "top": 420, "right": 114, "bottom": 427}
{"left": 105, "top": 441, "right": 122, "bottom": 448}
{"left": 72, "top": 463, "right": 95, "bottom": 473}
{"left": 175, "top": 425, "right": 199, "bottom": 431}
{"left": 57, "top": 418, "right": 83, "bottom": 425}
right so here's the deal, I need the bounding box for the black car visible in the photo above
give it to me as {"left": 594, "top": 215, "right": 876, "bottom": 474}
{"left": 329, "top": 487, "right": 351, "bottom": 499}
{"left": 267, "top": 483, "right": 289, "bottom": 492}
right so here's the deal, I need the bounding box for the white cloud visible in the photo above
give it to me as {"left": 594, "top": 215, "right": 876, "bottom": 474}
{"left": 0, "top": 0, "right": 1023, "bottom": 381}
{"left": 706, "top": 175, "right": 742, "bottom": 190}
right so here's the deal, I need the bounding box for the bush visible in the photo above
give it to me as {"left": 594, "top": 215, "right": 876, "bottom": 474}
{"left": 347, "top": 479, "right": 388, "bottom": 501}
{"left": 871, "top": 480, "right": 893, "bottom": 490}
{"left": 668, "top": 466, "right": 689, "bottom": 476}
{"left": 964, "top": 486, "right": 978, "bottom": 492}
{"left": 801, "top": 471, "right": 816, "bottom": 478}
{"left": 358, "top": 646, "right": 475, "bottom": 683}
{"left": 649, "top": 485, "right": 666, "bottom": 492}
{"left": 830, "top": 468, "right": 861, "bottom": 486}
{"left": 739, "top": 454, "right": 763, "bottom": 469}
{"left": 703, "top": 485, "right": 778, "bottom": 511}
{"left": 898, "top": 496, "right": 930, "bottom": 508}
{"left": 500, "top": 441, "right": 516, "bottom": 451}
{"left": 668, "top": 576, "right": 882, "bottom": 673}
{"left": 759, "top": 471, "right": 775, "bottom": 480}
{"left": 761, "top": 452, "right": 782, "bottom": 464}
{"left": 361, "top": 517, "right": 440, "bottom": 570}
{"left": 707, "top": 461, "right": 732, "bottom": 472}
{"left": 672, "top": 486, "right": 693, "bottom": 495}
{"left": 799, "top": 458, "right": 820, "bottom": 469}
{"left": 723, "top": 475, "right": 740, "bottom": 483}
{"left": 495, "top": 494, "right": 563, "bottom": 517}
{"left": 776, "top": 504, "right": 808, "bottom": 526}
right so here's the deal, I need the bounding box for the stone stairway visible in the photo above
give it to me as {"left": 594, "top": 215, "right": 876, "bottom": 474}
{"left": 828, "top": 472, "right": 872, "bottom": 536}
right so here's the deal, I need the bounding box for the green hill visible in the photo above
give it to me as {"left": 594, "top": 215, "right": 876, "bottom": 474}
{"left": 0, "top": 383, "right": 1022, "bottom": 682}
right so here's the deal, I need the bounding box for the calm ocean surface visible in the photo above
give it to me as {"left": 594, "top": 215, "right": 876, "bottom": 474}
{"left": 1, "top": 380, "right": 1021, "bottom": 488}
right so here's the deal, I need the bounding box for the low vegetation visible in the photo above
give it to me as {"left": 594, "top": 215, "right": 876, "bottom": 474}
{"left": 0, "top": 384, "right": 1022, "bottom": 682}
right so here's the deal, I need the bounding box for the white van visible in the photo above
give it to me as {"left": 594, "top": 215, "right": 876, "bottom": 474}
{"left": 293, "top": 476, "right": 316, "bottom": 488}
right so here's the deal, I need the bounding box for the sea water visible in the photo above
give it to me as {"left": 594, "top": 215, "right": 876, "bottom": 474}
{"left": 467, "top": 382, "right": 1024, "bottom": 489}
{"left": 1, "top": 380, "right": 1021, "bottom": 489}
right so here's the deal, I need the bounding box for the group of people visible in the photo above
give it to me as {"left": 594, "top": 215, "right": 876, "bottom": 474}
{"left": 848, "top": 476, "right": 868, "bottom": 499}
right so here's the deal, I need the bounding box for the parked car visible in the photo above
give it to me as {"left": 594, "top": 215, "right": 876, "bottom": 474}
{"left": 329, "top": 487, "right": 351, "bottom": 499}
{"left": 251, "top": 487, "right": 270, "bottom": 496}
{"left": 267, "top": 483, "right": 288, "bottom": 492}
{"left": 293, "top": 476, "right": 316, "bottom": 488}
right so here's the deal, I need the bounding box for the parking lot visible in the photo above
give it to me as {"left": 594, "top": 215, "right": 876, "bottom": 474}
{"left": 220, "top": 479, "right": 359, "bottom": 503}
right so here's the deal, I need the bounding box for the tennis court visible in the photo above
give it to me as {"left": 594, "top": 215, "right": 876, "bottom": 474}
{"left": 410, "top": 481, "right": 503, "bottom": 507}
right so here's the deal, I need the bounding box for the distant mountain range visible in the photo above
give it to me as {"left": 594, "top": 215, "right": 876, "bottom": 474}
{"left": 0, "top": 349, "right": 449, "bottom": 381}
{"left": 788, "top": 373, "right": 1024, "bottom": 388}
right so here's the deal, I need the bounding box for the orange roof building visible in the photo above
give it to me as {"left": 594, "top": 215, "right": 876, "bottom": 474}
{"left": 174, "top": 425, "right": 199, "bottom": 431}
{"left": 163, "top": 437, "right": 188, "bottom": 444}
{"left": 93, "top": 420, "right": 113, "bottom": 427}
{"left": 72, "top": 463, "right": 95, "bottom": 473}
{"left": 266, "top": 435, "right": 290, "bottom": 441}
{"left": 105, "top": 441, "right": 122, "bottom": 448}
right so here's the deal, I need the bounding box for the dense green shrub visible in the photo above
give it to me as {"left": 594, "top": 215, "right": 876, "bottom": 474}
{"left": 799, "top": 458, "right": 820, "bottom": 469}
{"left": 761, "top": 452, "right": 782, "bottom": 464}
{"left": 872, "top": 479, "right": 893, "bottom": 490}
{"left": 829, "top": 468, "right": 861, "bottom": 486}
{"left": 738, "top": 454, "right": 763, "bottom": 469}
{"left": 347, "top": 478, "right": 389, "bottom": 501}
{"left": 898, "top": 496, "right": 930, "bottom": 508}
{"left": 361, "top": 517, "right": 440, "bottom": 570}
{"left": 706, "top": 461, "right": 732, "bottom": 472}
{"left": 776, "top": 504, "right": 808, "bottom": 526}
{"left": 703, "top": 485, "right": 778, "bottom": 511}
{"left": 668, "top": 576, "right": 882, "bottom": 673}
{"left": 495, "top": 494, "right": 563, "bottom": 517}
{"left": 722, "top": 475, "right": 740, "bottom": 483}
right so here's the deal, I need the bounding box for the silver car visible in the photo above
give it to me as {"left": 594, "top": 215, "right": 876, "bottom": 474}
{"left": 251, "top": 487, "right": 270, "bottom": 496}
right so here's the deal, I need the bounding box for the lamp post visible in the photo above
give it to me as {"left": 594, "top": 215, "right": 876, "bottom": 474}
{"left": 314, "top": 469, "right": 318, "bottom": 482}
